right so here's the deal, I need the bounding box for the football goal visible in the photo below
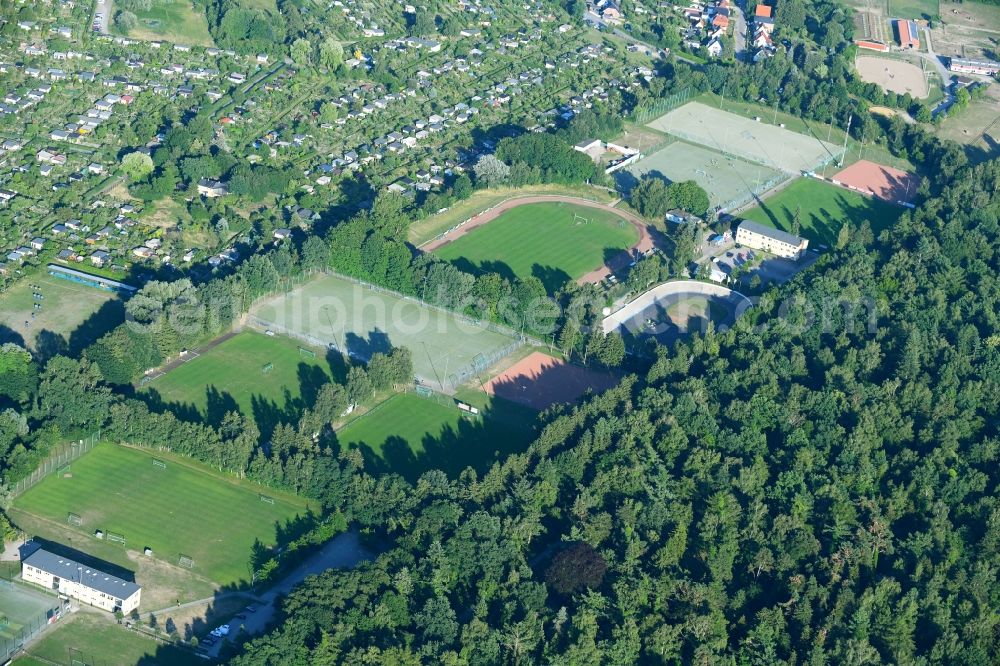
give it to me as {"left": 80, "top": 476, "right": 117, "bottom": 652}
{"left": 178, "top": 554, "right": 194, "bottom": 569}
{"left": 67, "top": 512, "right": 83, "bottom": 526}
{"left": 261, "top": 362, "right": 274, "bottom": 375}
{"left": 259, "top": 494, "right": 275, "bottom": 505}
{"left": 106, "top": 531, "right": 126, "bottom": 545}
{"left": 298, "top": 347, "right": 316, "bottom": 359}
{"left": 152, "top": 458, "right": 166, "bottom": 469}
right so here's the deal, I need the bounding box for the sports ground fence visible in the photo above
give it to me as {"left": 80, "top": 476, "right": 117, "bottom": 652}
{"left": 631, "top": 87, "right": 692, "bottom": 125}
{"left": 0, "top": 579, "right": 68, "bottom": 662}
{"left": 248, "top": 270, "right": 534, "bottom": 391}
{"left": 2, "top": 432, "right": 100, "bottom": 504}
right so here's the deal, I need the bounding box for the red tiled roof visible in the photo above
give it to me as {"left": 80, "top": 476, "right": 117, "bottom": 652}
{"left": 755, "top": 4, "right": 772, "bottom": 17}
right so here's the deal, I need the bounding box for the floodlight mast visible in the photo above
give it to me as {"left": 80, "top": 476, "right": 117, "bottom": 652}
{"left": 839, "top": 115, "right": 853, "bottom": 167}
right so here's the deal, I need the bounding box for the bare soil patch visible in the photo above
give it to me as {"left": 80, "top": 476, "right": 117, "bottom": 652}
{"left": 832, "top": 160, "right": 919, "bottom": 204}
{"left": 484, "top": 352, "right": 619, "bottom": 411}
{"left": 855, "top": 56, "right": 929, "bottom": 98}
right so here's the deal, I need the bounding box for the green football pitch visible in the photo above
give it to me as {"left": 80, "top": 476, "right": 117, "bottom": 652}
{"left": 740, "top": 178, "right": 904, "bottom": 246}
{"left": 142, "top": 330, "right": 337, "bottom": 426}
{"left": 252, "top": 273, "right": 521, "bottom": 390}
{"left": 335, "top": 392, "right": 534, "bottom": 480}
{"left": 433, "top": 202, "right": 639, "bottom": 292}
{"left": 12, "top": 443, "right": 312, "bottom": 586}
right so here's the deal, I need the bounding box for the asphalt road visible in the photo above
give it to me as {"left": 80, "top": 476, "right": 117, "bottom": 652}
{"left": 202, "top": 531, "right": 373, "bottom": 659}
{"left": 917, "top": 27, "right": 955, "bottom": 116}
{"left": 733, "top": 2, "right": 748, "bottom": 60}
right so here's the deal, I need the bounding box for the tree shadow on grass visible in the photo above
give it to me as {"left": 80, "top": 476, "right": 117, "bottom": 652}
{"left": 296, "top": 362, "right": 328, "bottom": 408}
{"left": 205, "top": 386, "right": 240, "bottom": 429}
{"left": 251, "top": 391, "right": 303, "bottom": 442}
{"left": 343, "top": 329, "right": 392, "bottom": 364}
{"left": 67, "top": 297, "right": 127, "bottom": 357}
{"left": 137, "top": 388, "right": 203, "bottom": 425}
{"left": 332, "top": 396, "right": 537, "bottom": 483}
{"left": 531, "top": 264, "right": 573, "bottom": 293}
{"left": 446, "top": 257, "right": 518, "bottom": 285}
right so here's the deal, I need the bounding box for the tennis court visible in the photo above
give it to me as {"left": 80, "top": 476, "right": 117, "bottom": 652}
{"left": 251, "top": 274, "right": 521, "bottom": 390}
{"left": 647, "top": 102, "right": 843, "bottom": 174}
{"left": 0, "top": 582, "right": 62, "bottom": 660}
{"left": 624, "top": 140, "right": 784, "bottom": 210}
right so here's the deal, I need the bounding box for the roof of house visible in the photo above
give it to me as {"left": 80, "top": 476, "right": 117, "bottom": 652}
{"left": 22, "top": 546, "right": 141, "bottom": 599}
{"left": 738, "top": 220, "right": 804, "bottom": 247}
{"left": 755, "top": 4, "right": 772, "bottom": 17}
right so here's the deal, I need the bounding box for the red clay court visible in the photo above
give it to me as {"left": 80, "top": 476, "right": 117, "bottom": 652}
{"left": 832, "top": 160, "right": 918, "bottom": 205}
{"left": 485, "top": 352, "right": 619, "bottom": 411}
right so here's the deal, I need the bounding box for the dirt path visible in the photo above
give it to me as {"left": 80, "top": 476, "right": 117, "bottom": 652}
{"left": 135, "top": 327, "right": 244, "bottom": 388}
{"left": 420, "top": 194, "right": 659, "bottom": 286}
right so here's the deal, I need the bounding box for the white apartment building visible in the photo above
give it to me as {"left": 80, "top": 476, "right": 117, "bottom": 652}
{"left": 736, "top": 220, "right": 809, "bottom": 260}
{"left": 21, "top": 546, "right": 141, "bottom": 613}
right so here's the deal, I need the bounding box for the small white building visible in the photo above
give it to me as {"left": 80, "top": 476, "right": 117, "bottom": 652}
{"left": 21, "top": 545, "right": 141, "bottom": 614}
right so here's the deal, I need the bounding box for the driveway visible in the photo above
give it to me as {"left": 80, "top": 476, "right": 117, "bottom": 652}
{"left": 917, "top": 27, "right": 955, "bottom": 115}
{"left": 202, "top": 531, "right": 373, "bottom": 658}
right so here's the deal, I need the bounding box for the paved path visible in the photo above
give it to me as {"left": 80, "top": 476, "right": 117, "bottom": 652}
{"left": 420, "top": 194, "right": 660, "bottom": 286}
{"left": 917, "top": 28, "right": 955, "bottom": 116}
{"left": 204, "top": 531, "right": 372, "bottom": 658}
{"left": 141, "top": 591, "right": 260, "bottom": 621}
{"left": 602, "top": 279, "right": 753, "bottom": 334}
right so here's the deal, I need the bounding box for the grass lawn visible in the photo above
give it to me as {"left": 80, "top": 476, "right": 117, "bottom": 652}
{"left": 22, "top": 612, "right": 195, "bottom": 666}
{"left": 334, "top": 392, "right": 534, "bottom": 481}
{"left": 741, "top": 178, "right": 904, "bottom": 247}
{"left": 122, "top": 0, "right": 214, "bottom": 46}
{"left": 433, "top": 202, "right": 638, "bottom": 292}
{"left": 0, "top": 268, "right": 125, "bottom": 353}
{"left": 889, "top": 0, "right": 939, "bottom": 20}
{"left": 408, "top": 184, "right": 617, "bottom": 247}
{"left": 141, "top": 330, "right": 339, "bottom": 431}
{"left": 12, "top": 444, "right": 312, "bottom": 588}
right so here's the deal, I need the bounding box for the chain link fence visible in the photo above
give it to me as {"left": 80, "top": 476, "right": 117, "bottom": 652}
{"left": 631, "top": 87, "right": 692, "bottom": 125}
{"left": 2, "top": 432, "right": 100, "bottom": 505}
{"left": 0, "top": 580, "right": 68, "bottom": 663}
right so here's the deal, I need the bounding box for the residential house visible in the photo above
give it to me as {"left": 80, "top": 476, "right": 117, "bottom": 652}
{"left": 197, "top": 178, "right": 228, "bottom": 198}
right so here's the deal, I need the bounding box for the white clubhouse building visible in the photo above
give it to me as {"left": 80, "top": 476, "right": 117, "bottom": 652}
{"left": 736, "top": 220, "right": 809, "bottom": 259}
{"left": 21, "top": 546, "right": 141, "bottom": 613}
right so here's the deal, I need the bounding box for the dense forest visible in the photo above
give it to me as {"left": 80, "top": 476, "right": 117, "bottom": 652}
{"left": 224, "top": 154, "right": 1000, "bottom": 663}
